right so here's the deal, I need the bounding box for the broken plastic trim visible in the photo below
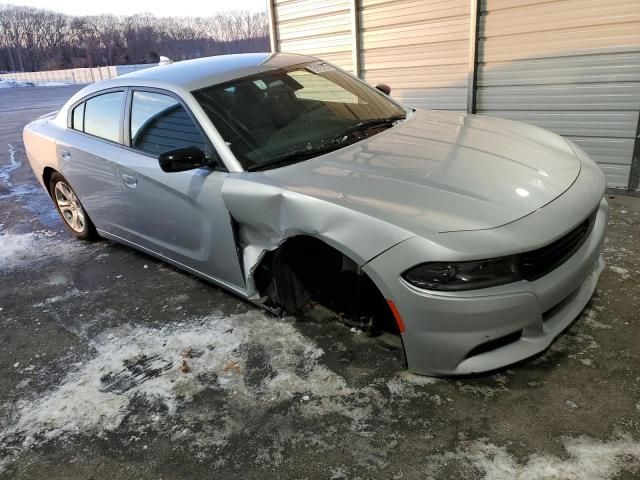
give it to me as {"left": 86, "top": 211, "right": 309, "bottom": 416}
{"left": 228, "top": 214, "right": 245, "bottom": 283}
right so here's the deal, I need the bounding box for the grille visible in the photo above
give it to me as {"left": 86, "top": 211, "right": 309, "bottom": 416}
{"left": 519, "top": 210, "right": 597, "bottom": 281}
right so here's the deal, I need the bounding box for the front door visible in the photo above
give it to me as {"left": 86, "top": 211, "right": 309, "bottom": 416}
{"left": 116, "top": 89, "right": 245, "bottom": 290}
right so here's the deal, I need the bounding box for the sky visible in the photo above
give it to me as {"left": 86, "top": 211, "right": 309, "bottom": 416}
{"left": 4, "top": 0, "right": 267, "bottom": 16}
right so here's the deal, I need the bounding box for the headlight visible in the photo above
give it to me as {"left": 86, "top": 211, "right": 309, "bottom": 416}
{"left": 401, "top": 256, "right": 521, "bottom": 291}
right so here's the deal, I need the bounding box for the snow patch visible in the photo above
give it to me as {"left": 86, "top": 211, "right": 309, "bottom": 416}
{"left": 460, "top": 436, "right": 640, "bottom": 480}
{"left": 0, "top": 230, "right": 90, "bottom": 271}
{"left": 396, "top": 370, "right": 439, "bottom": 386}
{"left": 609, "top": 266, "right": 630, "bottom": 278}
{"left": 583, "top": 308, "right": 612, "bottom": 330}
{"left": 0, "top": 79, "right": 68, "bottom": 89}
{"left": 458, "top": 381, "right": 508, "bottom": 400}
{"left": 565, "top": 400, "right": 579, "bottom": 409}
{"left": 45, "top": 272, "right": 70, "bottom": 286}
{"left": 0, "top": 143, "right": 52, "bottom": 206}
{"left": 0, "top": 311, "right": 356, "bottom": 448}
{"left": 0, "top": 232, "right": 35, "bottom": 261}
{"left": 33, "top": 288, "right": 86, "bottom": 307}
{"left": 0, "top": 79, "right": 35, "bottom": 89}
{"left": 1, "top": 309, "right": 445, "bottom": 458}
{"left": 0, "top": 143, "right": 19, "bottom": 187}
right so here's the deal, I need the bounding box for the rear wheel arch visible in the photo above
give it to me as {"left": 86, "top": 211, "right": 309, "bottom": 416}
{"left": 42, "top": 166, "right": 56, "bottom": 197}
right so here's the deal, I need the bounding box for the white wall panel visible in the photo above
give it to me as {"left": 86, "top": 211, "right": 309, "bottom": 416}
{"left": 273, "top": 0, "right": 354, "bottom": 72}
{"left": 359, "top": 0, "right": 470, "bottom": 111}
{"left": 477, "top": 0, "right": 640, "bottom": 188}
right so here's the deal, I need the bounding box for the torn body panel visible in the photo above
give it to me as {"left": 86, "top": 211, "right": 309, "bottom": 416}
{"left": 221, "top": 174, "right": 415, "bottom": 299}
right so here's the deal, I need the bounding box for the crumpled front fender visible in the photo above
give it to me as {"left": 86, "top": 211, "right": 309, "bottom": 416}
{"left": 222, "top": 174, "right": 414, "bottom": 297}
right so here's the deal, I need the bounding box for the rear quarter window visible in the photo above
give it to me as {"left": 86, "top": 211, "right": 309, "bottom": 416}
{"left": 72, "top": 103, "right": 84, "bottom": 131}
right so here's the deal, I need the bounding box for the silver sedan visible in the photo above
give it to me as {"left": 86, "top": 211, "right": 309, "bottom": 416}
{"left": 23, "top": 53, "right": 608, "bottom": 375}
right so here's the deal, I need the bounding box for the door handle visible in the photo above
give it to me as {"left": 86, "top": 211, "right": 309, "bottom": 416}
{"left": 60, "top": 150, "right": 71, "bottom": 161}
{"left": 122, "top": 173, "right": 137, "bottom": 188}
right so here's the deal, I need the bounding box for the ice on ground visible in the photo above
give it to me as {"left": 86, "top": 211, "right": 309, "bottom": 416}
{"left": 566, "top": 400, "right": 579, "bottom": 409}
{"left": 0, "top": 230, "right": 90, "bottom": 271}
{"left": 386, "top": 372, "right": 438, "bottom": 399}
{"left": 609, "top": 266, "right": 630, "bottom": 278}
{"left": 0, "top": 79, "right": 68, "bottom": 88}
{"left": 0, "top": 144, "right": 19, "bottom": 187}
{"left": 0, "top": 311, "right": 347, "bottom": 448}
{"left": 0, "top": 232, "right": 35, "bottom": 261}
{"left": 459, "top": 436, "right": 640, "bottom": 480}
{"left": 396, "top": 370, "right": 439, "bottom": 386}
{"left": 0, "top": 143, "right": 51, "bottom": 204}
{"left": 1, "top": 309, "right": 442, "bottom": 453}
{"left": 45, "top": 272, "right": 70, "bottom": 286}
{"left": 583, "top": 308, "right": 612, "bottom": 330}
{"left": 32, "top": 287, "right": 86, "bottom": 307}
{"left": 0, "top": 79, "right": 35, "bottom": 89}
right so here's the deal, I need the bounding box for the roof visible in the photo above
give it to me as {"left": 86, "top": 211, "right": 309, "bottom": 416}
{"left": 53, "top": 52, "right": 321, "bottom": 136}
{"left": 115, "top": 52, "right": 317, "bottom": 91}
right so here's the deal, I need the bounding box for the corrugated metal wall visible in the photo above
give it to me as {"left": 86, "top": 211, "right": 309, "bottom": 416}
{"left": 476, "top": 0, "right": 640, "bottom": 188}
{"left": 269, "top": 0, "right": 640, "bottom": 189}
{"left": 359, "top": 0, "right": 470, "bottom": 110}
{"left": 272, "top": 0, "right": 354, "bottom": 73}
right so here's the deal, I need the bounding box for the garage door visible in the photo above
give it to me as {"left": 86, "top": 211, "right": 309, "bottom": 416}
{"left": 359, "top": 0, "right": 471, "bottom": 111}
{"left": 476, "top": 0, "right": 640, "bottom": 188}
{"left": 271, "top": 0, "right": 355, "bottom": 73}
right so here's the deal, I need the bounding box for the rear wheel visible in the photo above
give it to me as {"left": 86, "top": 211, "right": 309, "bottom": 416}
{"left": 50, "top": 172, "right": 97, "bottom": 240}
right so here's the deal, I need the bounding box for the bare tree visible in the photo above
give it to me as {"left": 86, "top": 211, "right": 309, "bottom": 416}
{"left": 0, "top": 4, "right": 269, "bottom": 72}
{"left": 0, "top": 5, "right": 28, "bottom": 71}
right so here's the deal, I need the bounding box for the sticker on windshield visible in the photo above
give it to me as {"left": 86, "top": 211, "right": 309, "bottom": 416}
{"left": 253, "top": 79, "right": 268, "bottom": 90}
{"left": 306, "top": 63, "right": 335, "bottom": 74}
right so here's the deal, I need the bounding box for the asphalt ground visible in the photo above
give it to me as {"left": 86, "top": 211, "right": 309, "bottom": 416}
{"left": 1, "top": 85, "right": 639, "bottom": 479}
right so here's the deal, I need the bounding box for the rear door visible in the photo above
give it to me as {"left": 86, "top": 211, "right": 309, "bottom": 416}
{"left": 116, "top": 88, "right": 245, "bottom": 289}
{"left": 56, "top": 89, "right": 130, "bottom": 237}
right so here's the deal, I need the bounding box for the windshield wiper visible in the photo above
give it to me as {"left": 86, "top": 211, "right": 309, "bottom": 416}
{"left": 247, "top": 115, "right": 406, "bottom": 172}
{"left": 330, "top": 115, "right": 406, "bottom": 143}
{"left": 247, "top": 143, "right": 344, "bottom": 172}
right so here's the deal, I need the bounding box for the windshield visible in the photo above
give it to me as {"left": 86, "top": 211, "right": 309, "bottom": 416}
{"left": 192, "top": 62, "right": 406, "bottom": 171}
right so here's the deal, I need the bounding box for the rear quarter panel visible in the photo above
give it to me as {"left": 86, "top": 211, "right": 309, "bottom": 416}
{"left": 23, "top": 113, "right": 63, "bottom": 192}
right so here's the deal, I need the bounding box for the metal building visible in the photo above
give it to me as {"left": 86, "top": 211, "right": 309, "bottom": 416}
{"left": 267, "top": 0, "right": 640, "bottom": 190}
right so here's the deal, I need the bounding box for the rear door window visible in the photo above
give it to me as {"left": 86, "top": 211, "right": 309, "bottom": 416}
{"left": 83, "top": 91, "right": 125, "bottom": 143}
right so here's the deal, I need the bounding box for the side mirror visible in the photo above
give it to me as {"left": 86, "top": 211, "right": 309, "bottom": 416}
{"left": 158, "top": 147, "right": 210, "bottom": 173}
{"left": 375, "top": 83, "right": 391, "bottom": 95}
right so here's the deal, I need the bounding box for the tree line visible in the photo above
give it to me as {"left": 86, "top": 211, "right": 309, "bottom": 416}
{"left": 0, "top": 4, "right": 270, "bottom": 72}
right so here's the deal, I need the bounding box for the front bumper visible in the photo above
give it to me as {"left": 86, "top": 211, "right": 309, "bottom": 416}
{"left": 363, "top": 197, "right": 608, "bottom": 375}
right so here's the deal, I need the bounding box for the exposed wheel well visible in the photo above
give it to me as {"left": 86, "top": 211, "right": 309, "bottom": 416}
{"left": 42, "top": 167, "right": 56, "bottom": 196}
{"left": 253, "top": 236, "right": 399, "bottom": 335}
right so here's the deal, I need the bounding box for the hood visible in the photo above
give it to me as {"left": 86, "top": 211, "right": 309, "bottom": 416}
{"left": 264, "top": 110, "right": 581, "bottom": 236}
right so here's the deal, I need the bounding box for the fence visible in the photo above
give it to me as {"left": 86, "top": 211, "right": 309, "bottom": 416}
{"left": 0, "top": 63, "right": 158, "bottom": 85}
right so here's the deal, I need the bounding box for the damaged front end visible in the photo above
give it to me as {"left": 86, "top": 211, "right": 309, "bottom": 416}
{"left": 222, "top": 175, "right": 413, "bottom": 335}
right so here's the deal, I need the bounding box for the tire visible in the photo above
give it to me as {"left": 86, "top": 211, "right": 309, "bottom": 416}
{"left": 49, "top": 172, "right": 97, "bottom": 240}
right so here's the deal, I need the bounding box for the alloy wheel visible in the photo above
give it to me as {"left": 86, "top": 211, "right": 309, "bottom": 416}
{"left": 54, "top": 181, "right": 86, "bottom": 233}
